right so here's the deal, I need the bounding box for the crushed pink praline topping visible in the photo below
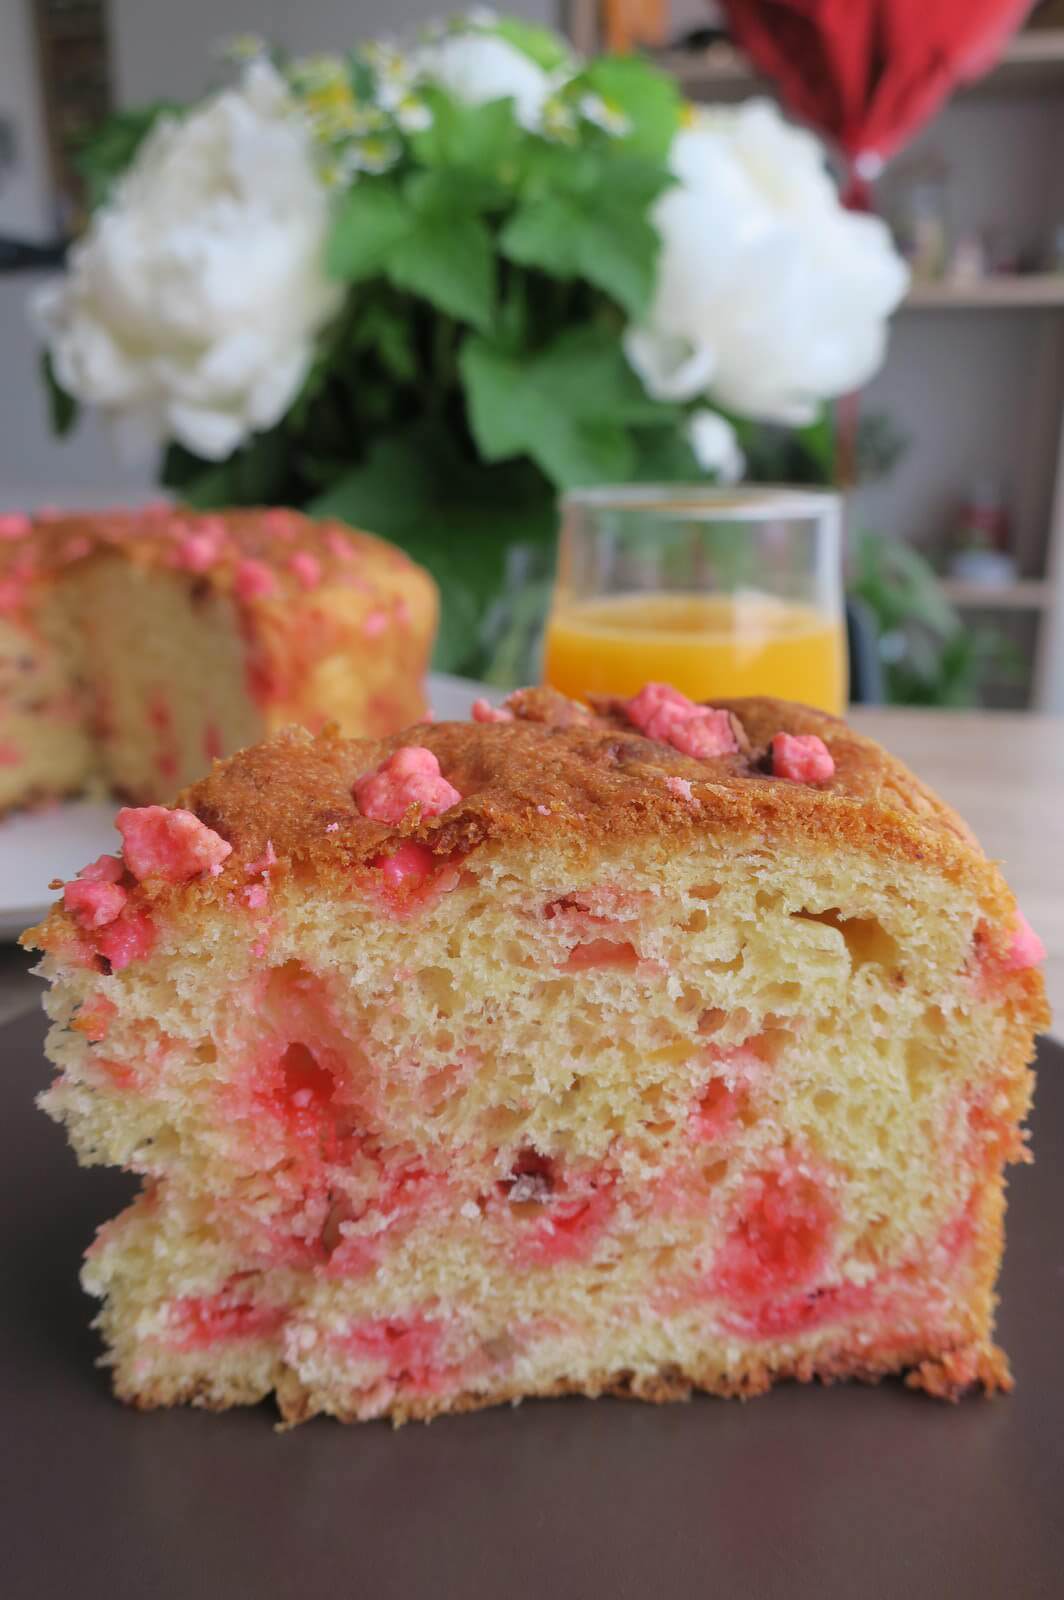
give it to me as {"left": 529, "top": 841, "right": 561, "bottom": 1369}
{"left": 770, "top": 732, "right": 835, "bottom": 783}
{"left": 1005, "top": 910, "right": 1046, "bottom": 971}
{"left": 0, "top": 512, "right": 31, "bottom": 539}
{"left": 624, "top": 683, "right": 738, "bottom": 759}
{"left": 325, "top": 528, "right": 356, "bottom": 562}
{"left": 289, "top": 551, "right": 322, "bottom": 590}
{"left": 245, "top": 883, "right": 269, "bottom": 910}
{"left": 363, "top": 608, "right": 389, "bottom": 639}
{"left": 472, "top": 698, "right": 515, "bottom": 724}
{"left": 77, "top": 853, "right": 124, "bottom": 883}
{"left": 173, "top": 519, "right": 226, "bottom": 573}
{"left": 63, "top": 879, "right": 127, "bottom": 929}
{"left": 116, "top": 806, "right": 233, "bottom": 883}
{"left": 234, "top": 558, "right": 277, "bottom": 601}
{"left": 97, "top": 909, "right": 155, "bottom": 972}
{"left": 355, "top": 746, "right": 461, "bottom": 825}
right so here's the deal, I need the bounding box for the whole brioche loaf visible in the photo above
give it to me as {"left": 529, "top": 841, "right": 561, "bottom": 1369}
{"left": 25, "top": 684, "right": 1047, "bottom": 1423}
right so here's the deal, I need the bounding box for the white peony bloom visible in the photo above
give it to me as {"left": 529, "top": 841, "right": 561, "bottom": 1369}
{"left": 413, "top": 31, "right": 553, "bottom": 131}
{"left": 687, "top": 410, "right": 745, "bottom": 483}
{"left": 33, "top": 60, "right": 341, "bottom": 461}
{"left": 625, "top": 100, "right": 909, "bottom": 425}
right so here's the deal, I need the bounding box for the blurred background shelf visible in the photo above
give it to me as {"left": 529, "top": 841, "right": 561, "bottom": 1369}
{"left": 939, "top": 578, "right": 1053, "bottom": 610}
{"left": 903, "top": 275, "right": 1064, "bottom": 309}
{"left": 654, "top": 28, "right": 1064, "bottom": 100}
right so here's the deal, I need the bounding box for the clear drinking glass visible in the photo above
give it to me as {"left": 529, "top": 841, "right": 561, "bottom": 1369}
{"left": 542, "top": 485, "right": 847, "bottom": 715}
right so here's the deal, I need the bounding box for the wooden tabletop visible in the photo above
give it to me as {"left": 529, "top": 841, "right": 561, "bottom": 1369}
{"left": 850, "top": 708, "right": 1062, "bottom": 1036}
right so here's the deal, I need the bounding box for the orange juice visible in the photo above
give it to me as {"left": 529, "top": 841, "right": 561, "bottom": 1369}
{"left": 543, "top": 592, "right": 846, "bottom": 715}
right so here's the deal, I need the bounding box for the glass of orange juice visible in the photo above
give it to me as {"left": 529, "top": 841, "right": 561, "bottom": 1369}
{"left": 543, "top": 485, "right": 846, "bottom": 715}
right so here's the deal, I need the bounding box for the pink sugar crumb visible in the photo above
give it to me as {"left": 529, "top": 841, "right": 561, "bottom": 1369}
{"left": 246, "top": 840, "right": 277, "bottom": 877}
{"left": 0, "top": 512, "right": 31, "bottom": 539}
{"left": 174, "top": 529, "right": 224, "bottom": 573}
{"left": 355, "top": 746, "right": 461, "bottom": 824}
{"left": 324, "top": 528, "right": 357, "bottom": 562}
{"left": 117, "top": 805, "right": 233, "bottom": 883}
{"left": 623, "top": 682, "right": 738, "bottom": 759}
{"left": 536, "top": 804, "right": 551, "bottom": 816}
{"left": 77, "top": 853, "right": 124, "bottom": 883}
{"left": 63, "top": 878, "right": 127, "bottom": 929}
{"left": 363, "top": 607, "right": 389, "bottom": 639}
{"left": 96, "top": 909, "right": 155, "bottom": 972}
{"left": 324, "top": 821, "right": 340, "bottom": 833}
{"left": 665, "top": 775, "right": 694, "bottom": 801}
{"left": 289, "top": 551, "right": 322, "bottom": 589}
{"left": 244, "top": 883, "right": 269, "bottom": 910}
{"left": 472, "top": 698, "right": 515, "bottom": 724}
{"left": 234, "top": 557, "right": 277, "bottom": 601}
{"left": 771, "top": 732, "right": 835, "bottom": 783}
{"left": 1005, "top": 910, "right": 1046, "bottom": 970}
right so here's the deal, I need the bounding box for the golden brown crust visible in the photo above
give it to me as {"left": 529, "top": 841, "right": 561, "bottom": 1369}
{"left": 0, "top": 504, "right": 426, "bottom": 604}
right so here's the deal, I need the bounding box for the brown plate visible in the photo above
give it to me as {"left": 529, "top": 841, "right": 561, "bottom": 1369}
{"left": 2, "top": 1007, "right": 1061, "bottom": 1599}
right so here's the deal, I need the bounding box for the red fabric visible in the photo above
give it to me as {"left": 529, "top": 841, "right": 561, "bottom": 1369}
{"left": 718, "top": 0, "right": 1034, "bottom": 173}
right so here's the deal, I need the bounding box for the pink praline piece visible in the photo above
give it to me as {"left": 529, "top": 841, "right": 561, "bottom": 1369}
{"left": 0, "top": 512, "right": 31, "bottom": 539}
{"left": 116, "top": 806, "right": 233, "bottom": 883}
{"left": 472, "top": 698, "right": 515, "bottom": 724}
{"left": 363, "top": 608, "right": 389, "bottom": 639}
{"left": 234, "top": 558, "right": 277, "bottom": 601}
{"left": 289, "top": 551, "right": 322, "bottom": 590}
{"left": 77, "top": 853, "right": 124, "bottom": 883}
{"left": 770, "top": 732, "right": 835, "bottom": 783}
{"left": 355, "top": 747, "right": 461, "bottom": 825}
{"left": 624, "top": 683, "right": 738, "bottom": 759}
{"left": 1005, "top": 910, "right": 1046, "bottom": 971}
{"left": 63, "top": 879, "right": 127, "bottom": 930}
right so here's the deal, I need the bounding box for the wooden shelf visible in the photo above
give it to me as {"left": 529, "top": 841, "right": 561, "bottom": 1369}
{"left": 658, "top": 28, "right": 1064, "bottom": 99}
{"left": 940, "top": 578, "right": 1052, "bottom": 610}
{"left": 902, "top": 275, "right": 1064, "bottom": 310}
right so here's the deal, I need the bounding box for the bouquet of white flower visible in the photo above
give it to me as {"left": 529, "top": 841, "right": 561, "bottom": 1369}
{"left": 35, "top": 13, "right": 907, "bottom": 674}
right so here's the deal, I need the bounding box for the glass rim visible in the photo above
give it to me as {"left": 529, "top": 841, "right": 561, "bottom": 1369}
{"left": 559, "top": 483, "right": 841, "bottom": 521}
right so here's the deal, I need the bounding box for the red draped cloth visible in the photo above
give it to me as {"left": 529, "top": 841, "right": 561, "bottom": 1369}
{"left": 718, "top": 0, "right": 1034, "bottom": 204}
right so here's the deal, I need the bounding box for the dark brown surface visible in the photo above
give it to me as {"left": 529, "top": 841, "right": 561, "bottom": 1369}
{"left": 2, "top": 1008, "right": 1061, "bottom": 1600}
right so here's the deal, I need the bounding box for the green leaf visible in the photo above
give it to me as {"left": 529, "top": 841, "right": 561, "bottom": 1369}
{"left": 40, "top": 351, "right": 78, "bottom": 437}
{"left": 502, "top": 151, "right": 669, "bottom": 318}
{"left": 630, "top": 424, "right": 701, "bottom": 482}
{"left": 580, "top": 56, "right": 682, "bottom": 159}
{"left": 325, "top": 181, "right": 410, "bottom": 281}
{"left": 490, "top": 18, "right": 573, "bottom": 72}
{"left": 410, "top": 93, "right": 522, "bottom": 179}
{"left": 389, "top": 213, "right": 494, "bottom": 330}
{"left": 351, "top": 300, "right": 417, "bottom": 382}
{"left": 160, "top": 430, "right": 290, "bottom": 508}
{"left": 460, "top": 332, "right": 638, "bottom": 487}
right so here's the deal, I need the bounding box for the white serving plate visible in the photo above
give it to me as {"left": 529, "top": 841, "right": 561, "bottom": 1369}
{"left": 0, "top": 672, "right": 490, "bottom": 939}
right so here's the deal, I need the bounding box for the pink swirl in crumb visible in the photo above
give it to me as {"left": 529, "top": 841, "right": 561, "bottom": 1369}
{"left": 288, "top": 551, "right": 322, "bottom": 590}
{"left": 167, "top": 1281, "right": 286, "bottom": 1350}
{"left": 116, "top": 805, "right": 232, "bottom": 883}
{"left": 770, "top": 732, "right": 835, "bottom": 783}
{"left": 0, "top": 512, "right": 31, "bottom": 539}
{"left": 624, "top": 682, "right": 738, "bottom": 759}
{"left": 354, "top": 746, "right": 461, "bottom": 824}
{"left": 234, "top": 557, "right": 277, "bottom": 601}
{"left": 472, "top": 698, "right": 514, "bottom": 724}
{"left": 713, "top": 1158, "right": 837, "bottom": 1310}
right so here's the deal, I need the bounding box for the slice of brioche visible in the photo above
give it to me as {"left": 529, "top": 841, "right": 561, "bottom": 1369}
{"left": 25, "top": 687, "right": 1047, "bottom": 1423}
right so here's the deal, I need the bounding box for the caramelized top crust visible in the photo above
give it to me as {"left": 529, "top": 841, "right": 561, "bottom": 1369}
{"left": 177, "top": 688, "right": 978, "bottom": 869}
{"left": 0, "top": 505, "right": 424, "bottom": 608}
